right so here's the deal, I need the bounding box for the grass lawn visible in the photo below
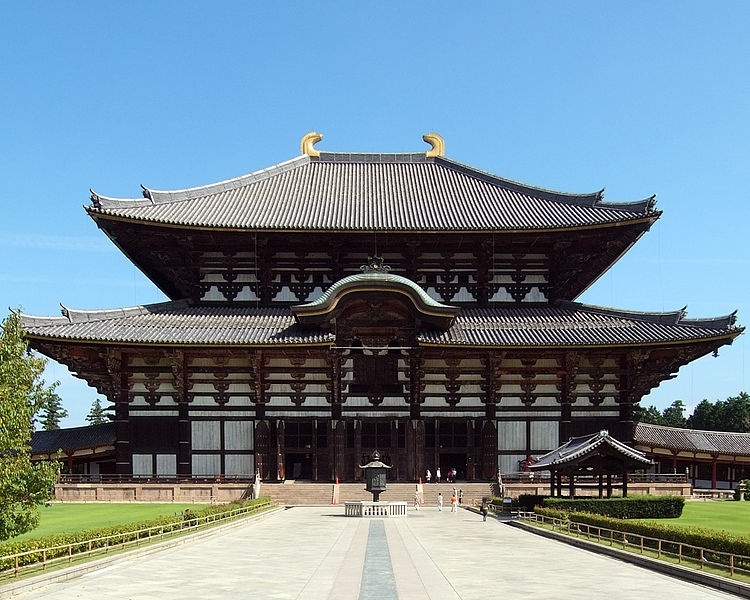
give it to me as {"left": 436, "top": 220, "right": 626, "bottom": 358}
{"left": 644, "top": 500, "right": 750, "bottom": 536}
{"left": 12, "top": 503, "right": 199, "bottom": 542}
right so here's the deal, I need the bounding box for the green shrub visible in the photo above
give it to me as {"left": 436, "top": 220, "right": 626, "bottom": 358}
{"left": 542, "top": 495, "right": 684, "bottom": 519}
{"left": 0, "top": 498, "right": 271, "bottom": 572}
{"left": 516, "top": 494, "right": 549, "bottom": 511}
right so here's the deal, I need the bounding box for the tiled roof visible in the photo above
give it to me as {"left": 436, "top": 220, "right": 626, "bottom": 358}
{"left": 87, "top": 152, "right": 658, "bottom": 232}
{"left": 531, "top": 430, "right": 651, "bottom": 468}
{"left": 20, "top": 300, "right": 738, "bottom": 348}
{"left": 422, "top": 302, "right": 739, "bottom": 348}
{"left": 31, "top": 422, "right": 115, "bottom": 455}
{"left": 21, "top": 300, "right": 332, "bottom": 346}
{"left": 634, "top": 422, "right": 750, "bottom": 456}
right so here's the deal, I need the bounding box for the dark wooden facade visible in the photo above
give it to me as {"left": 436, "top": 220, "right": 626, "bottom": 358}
{"left": 23, "top": 133, "right": 741, "bottom": 482}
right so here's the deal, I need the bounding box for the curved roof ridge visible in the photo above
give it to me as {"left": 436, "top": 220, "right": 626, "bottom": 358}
{"left": 317, "top": 151, "right": 429, "bottom": 164}
{"left": 436, "top": 156, "right": 599, "bottom": 204}
{"left": 22, "top": 299, "right": 190, "bottom": 326}
{"left": 90, "top": 156, "right": 311, "bottom": 209}
{"left": 557, "top": 300, "right": 740, "bottom": 328}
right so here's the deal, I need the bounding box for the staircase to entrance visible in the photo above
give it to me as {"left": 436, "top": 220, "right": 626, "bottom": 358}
{"left": 259, "top": 481, "right": 497, "bottom": 506}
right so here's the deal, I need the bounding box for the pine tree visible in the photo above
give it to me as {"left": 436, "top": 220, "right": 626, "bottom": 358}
{"left": 86, "top": 397, "right": 111, "bottom": 425}
{"left": 39, "top": 392, "right": 68, "bottom": 430}
{"left": 0, "top": 312, "right": 60, "bottom": 540}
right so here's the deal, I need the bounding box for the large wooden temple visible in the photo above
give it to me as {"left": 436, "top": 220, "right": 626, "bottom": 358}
{"left": 21, "top": 133, "right": 741, "bottom": 483}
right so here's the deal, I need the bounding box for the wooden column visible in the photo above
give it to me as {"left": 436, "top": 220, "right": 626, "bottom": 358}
{"left": 171, "top": 350, "right": 191, "bottom": 478}
{"left": 107, "top": 350, "right": 131, "bottom": 476}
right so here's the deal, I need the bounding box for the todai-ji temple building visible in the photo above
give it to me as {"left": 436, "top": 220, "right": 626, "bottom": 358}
{"left": 22, "top": 133, "right": 742, "bottom": 484}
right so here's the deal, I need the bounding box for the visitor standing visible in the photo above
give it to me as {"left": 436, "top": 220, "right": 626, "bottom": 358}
{"left": 436, "top": 467, "right": 441, "bottom": 483}
{"left": 458, "top": 489, "right": 463, "bottom": 505}
{"left": 437, "top": 492, "right": 443, "bottom": 511}
{"left": 450, "top": 493, "right": 457, "bottom": 512}
{"left": 426, "top": 468, "right": 431, "bottom": 484}
{"left": 414, "top": 491, "right": 421, "bottom": 511}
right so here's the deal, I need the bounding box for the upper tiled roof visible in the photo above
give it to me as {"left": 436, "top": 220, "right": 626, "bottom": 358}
{"left": 31, "top": 422, "right": 115, "bottom": 455}
{"left": 87, "top": 151, "right": 658, "bottom": 232}
{"left": 21, "top": 300, "right": 738, "bottom": 348}
{"left": 634, "top": 422, "right": 750, "bottom": 456}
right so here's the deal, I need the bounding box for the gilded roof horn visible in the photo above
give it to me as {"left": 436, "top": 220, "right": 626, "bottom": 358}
{"left": 422, "top": 132, "right": 445, "bottom": 157}
{"left": 301, "top": 132, "right": 323, "bottom": 157}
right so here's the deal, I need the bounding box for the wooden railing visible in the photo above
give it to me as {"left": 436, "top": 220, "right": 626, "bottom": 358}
{"left": 0, "top": 500, "right": 274, "bottom": 582}
{"left": 517, "top": 511, "right": 750, "bottom": 580}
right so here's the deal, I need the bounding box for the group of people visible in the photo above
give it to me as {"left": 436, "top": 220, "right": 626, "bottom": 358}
{"left": 424, "top": 467, "right": 459, "bottom": 484}
{"left": 435, "top": 491, "right": 461, "bottom": 512}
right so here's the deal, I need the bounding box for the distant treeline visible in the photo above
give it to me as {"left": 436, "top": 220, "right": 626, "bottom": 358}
{"left": 637, "top": 392, "right": 750, "bottom": 432}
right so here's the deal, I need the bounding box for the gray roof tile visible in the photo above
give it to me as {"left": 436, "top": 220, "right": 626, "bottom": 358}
{"left": 634, "top": 422, "right": 750, "bottom": 456}
{"left": 88, "top": 154, "right": 658, "bottom": 232}
{"left": 21, "top": 300, "right": 737, "bottom": 348}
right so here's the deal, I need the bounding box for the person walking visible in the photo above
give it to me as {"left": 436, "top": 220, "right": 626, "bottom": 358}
{"left": 437, "top": 492, "right": 443, "bottom": 511}
{"left": 414, "top": 490, "right": 421, "bottom": 511}
{"left": 426, "top": 468, "right": 431, "bottom": 484}
{"left": 450, "top": 493, "right": 458, "bottom": 512}
{"left": 480, "top": 499, "right": 489, "bottom": 521}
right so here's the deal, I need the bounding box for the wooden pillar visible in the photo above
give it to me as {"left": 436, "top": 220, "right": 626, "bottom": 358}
{"left": 623, "top": 469, "right": 629, "bottom": 497}
{"left": 114, "top": 369, "right": 131, "bottom": 476}
{"left": 568, "top": 471, "right": 575, "bottom": 498}
{"left": 354, "top": 420, "right": 362, "bottom": 481}
{"left": 276, "top": 419, "right": 285, "bottom": 481}
{"left": 550, "top": 470, "right": 555, "bottom": 497}
{"left": 712, "top": 457, "right": 718, "bottom": 489}
{"left": 598, "top": 473, "right": 604, "bottom": 498}
{"left": 606, "top": 473, "right": 613, "bottom": 498}
{"left": 172, "top": 350, "right": 191, "bottom": 478}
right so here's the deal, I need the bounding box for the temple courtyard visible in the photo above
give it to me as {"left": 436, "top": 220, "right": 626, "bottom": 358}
{"left": 2, "top": 505, "right": 745, "bottom": 599}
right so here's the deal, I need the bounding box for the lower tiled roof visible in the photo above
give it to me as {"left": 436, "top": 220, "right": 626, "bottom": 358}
{"left": 634, "top": 422, "right": 750, "bottom": 456}
{"left": 31, "top": 422, "right": 116, "bottom": 455}
{"left": 21, "top": 300, "right": 738, "bottom": 348}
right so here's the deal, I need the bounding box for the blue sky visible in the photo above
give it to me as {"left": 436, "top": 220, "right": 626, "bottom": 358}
{"left": 2, "top": 2, "right": 748, "bottom": 427}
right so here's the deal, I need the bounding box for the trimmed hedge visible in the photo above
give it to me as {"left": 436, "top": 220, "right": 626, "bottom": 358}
{"left": 0, "top": 497, "right": 272, "bottom": 573}
{"left": 533, "top": 504, "right": 750, "bottom": 569}
{"left": 542, "top": 495, "right": 684, "bottom": 519}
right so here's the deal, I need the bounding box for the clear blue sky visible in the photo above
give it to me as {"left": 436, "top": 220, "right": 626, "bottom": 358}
{"left": 2, "top": 2, "right": 748, "bottom": 427}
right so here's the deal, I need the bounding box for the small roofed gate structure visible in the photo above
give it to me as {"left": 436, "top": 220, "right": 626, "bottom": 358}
{"left": 529, "top": 430, "right": 652, "bottom": 498}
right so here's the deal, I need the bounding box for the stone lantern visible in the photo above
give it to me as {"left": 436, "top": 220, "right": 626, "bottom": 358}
{"left": 359, "top": 449, "right": 391, "bottom": 502}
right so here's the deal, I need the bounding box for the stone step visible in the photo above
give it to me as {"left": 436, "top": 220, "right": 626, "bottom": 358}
{"left": 258, "top": 482, "right": 496, "bottom": 506}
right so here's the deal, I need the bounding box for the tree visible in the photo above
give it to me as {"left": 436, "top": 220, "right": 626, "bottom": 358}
{"left": 661, "top": 399, "right": 687, "bottom": 428}
{"left": 86, "top": 398, "right": 111, "bottom": 425}
{"left": 634, "top": 404, "right": 663, "bottom": 425}
{"left": 38, "top": 391, "right": 68, "bottom": 431}
{"left": 0, "top": 312, "right": 59, "bottom": 540}
{"left": 687, "top": 399, "right": 718, "bottom": 430}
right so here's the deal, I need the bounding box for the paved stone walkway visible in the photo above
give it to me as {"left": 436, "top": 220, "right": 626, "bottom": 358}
{"left": 3, "top": 506, "right": 744, "bottom": 599}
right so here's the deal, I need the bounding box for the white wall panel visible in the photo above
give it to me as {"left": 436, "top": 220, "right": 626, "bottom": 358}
{"left": 500, "top": 454, "right": 525, "bottom": 474}
{"left": 225, "top": 421, "right": 253, "bottom": 451}
{"left": 192, "top": 454, "right": 220, "bottom": 477}
{"left": 225, "top": 454, "right": 253, "bottom": 478}
{"left": 156, "top": 454, "right": 177, "bottom": 476}
{"left": 531, "top": 422, "right": 558, "bottom": 452}
{"left": 498, "top": 421, "right": 526, "bottom": 451}
{"left": 192, "top": 421, "right": 221, "bottom": 450}
{"left": 133, "top": 454, "right": 152, "bottom": 477}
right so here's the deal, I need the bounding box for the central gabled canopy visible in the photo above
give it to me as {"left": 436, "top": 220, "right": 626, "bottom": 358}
{"left": 292, "top": 259, "right": 459, "bottom": 330}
